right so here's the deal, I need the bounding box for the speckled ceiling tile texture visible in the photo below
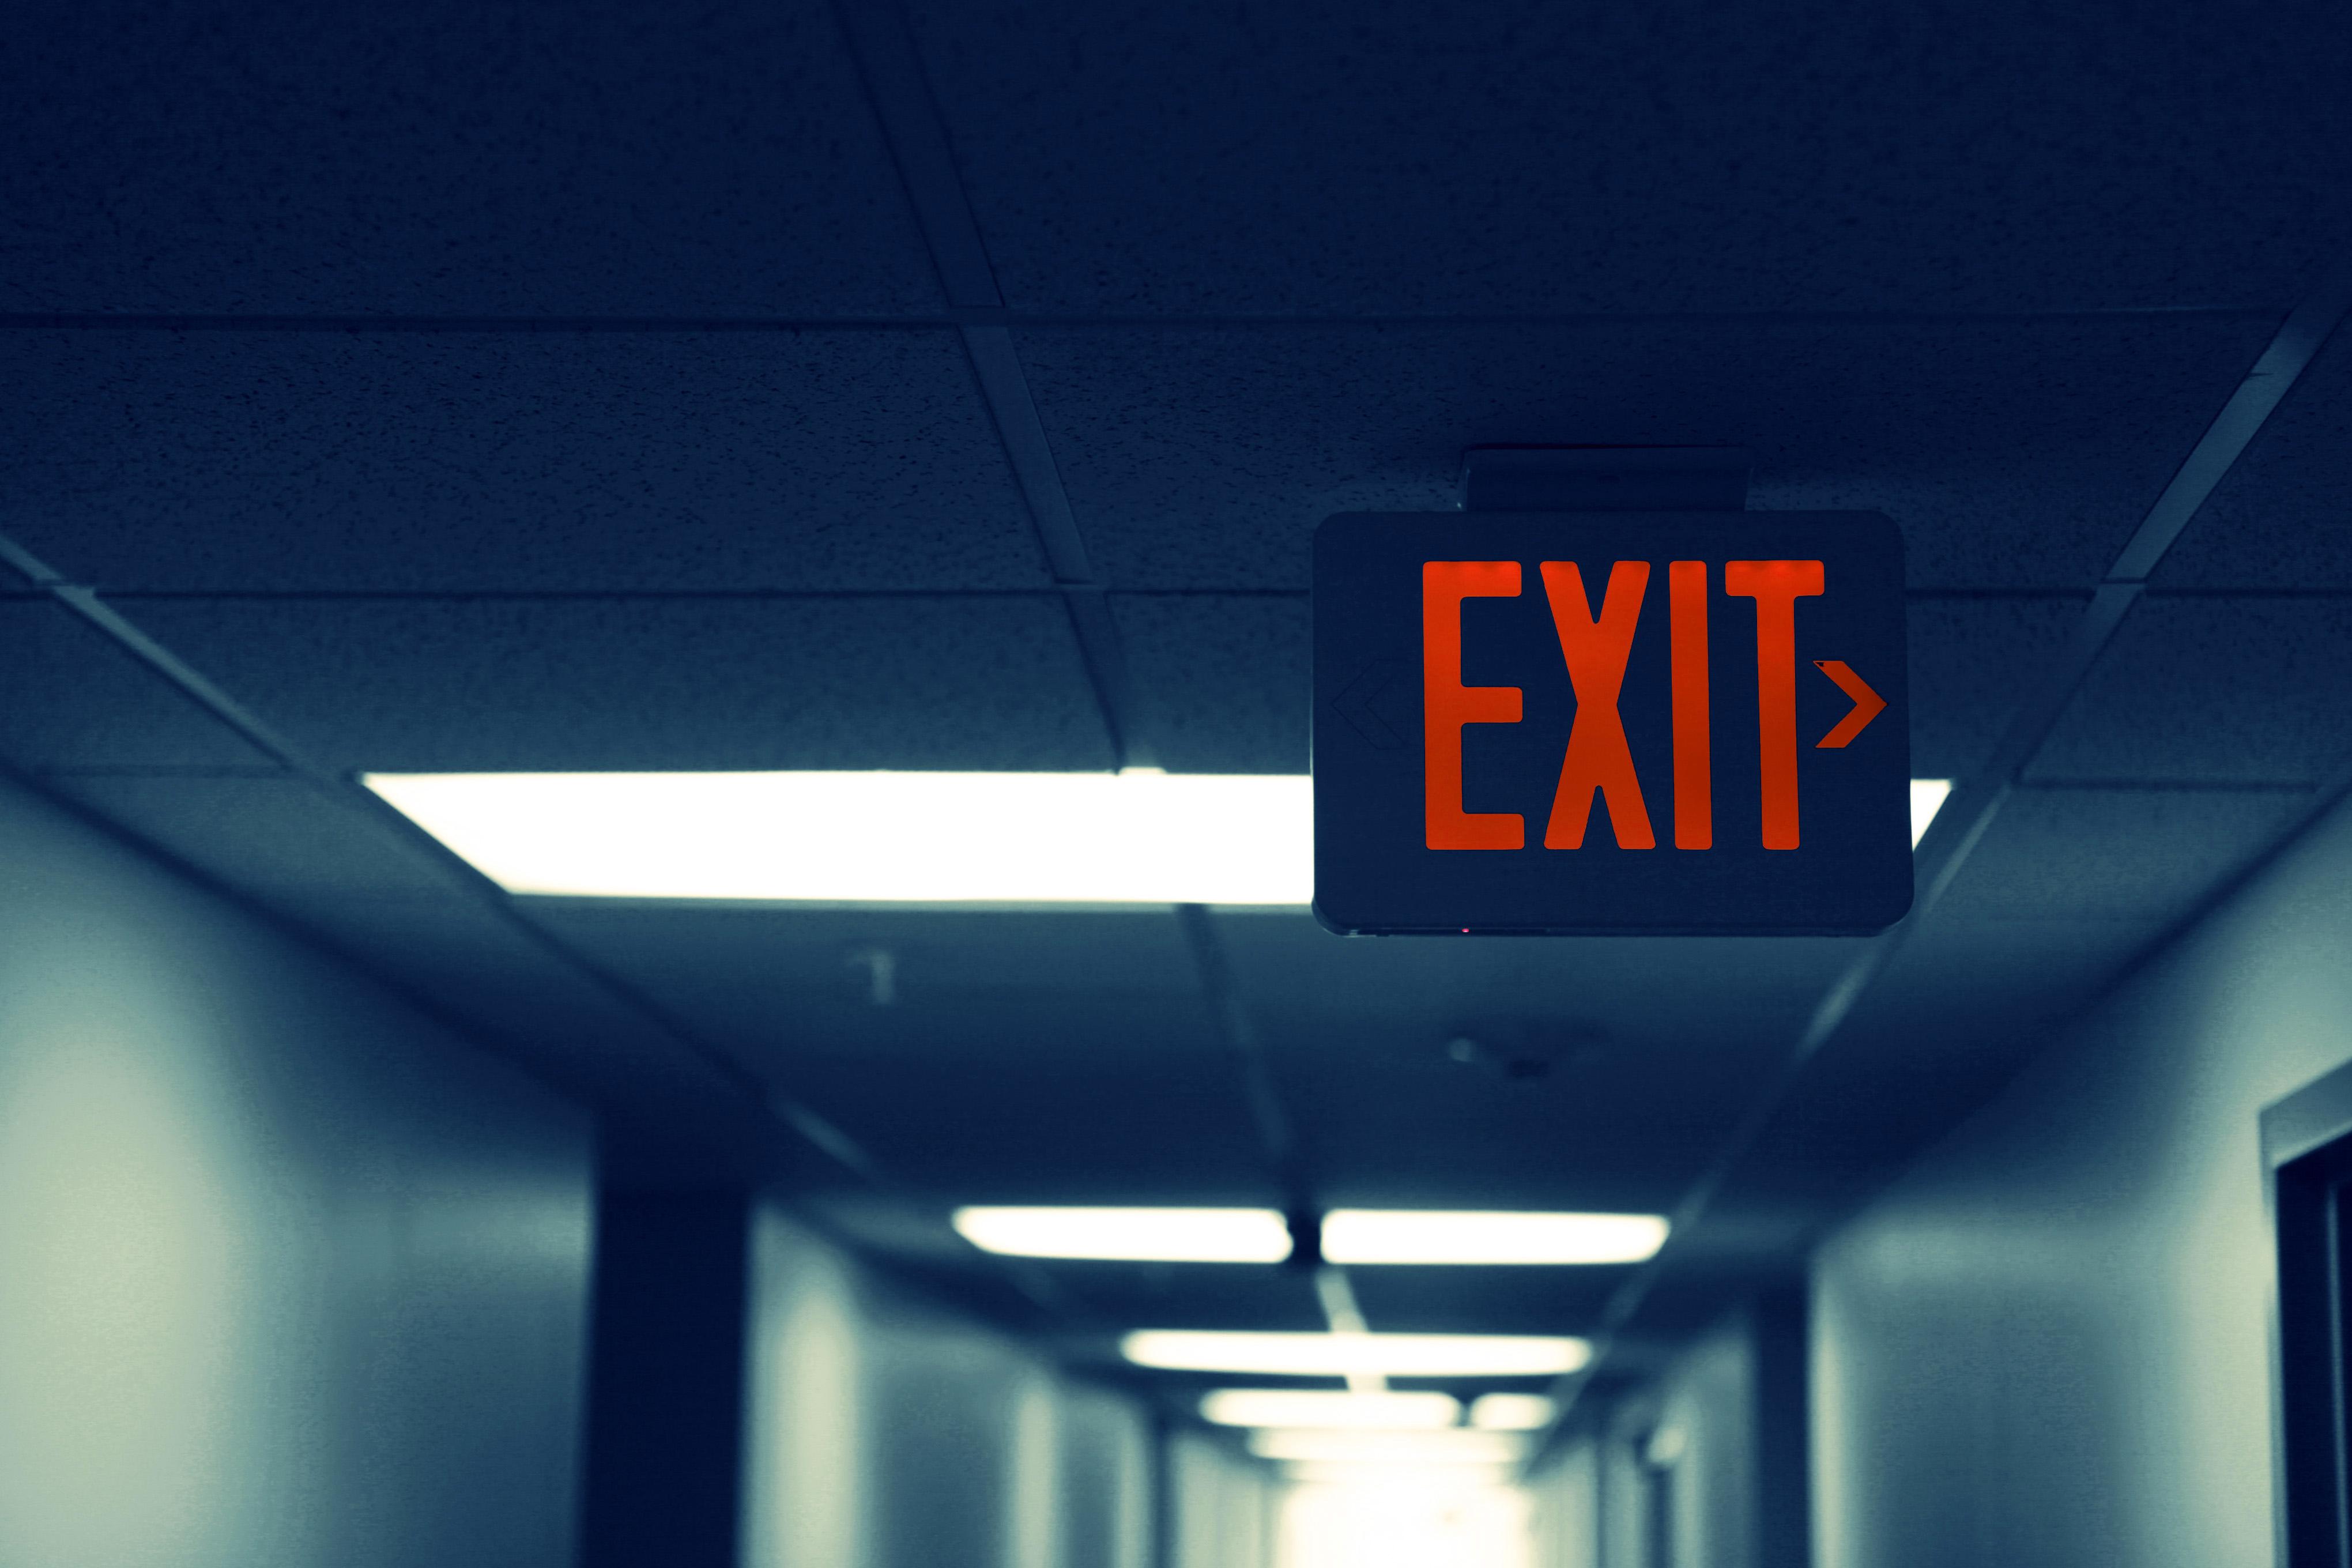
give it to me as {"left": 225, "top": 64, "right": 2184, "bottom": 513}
{"left": 1939, "top": 784, "right": 2316, "bottom": 920}
{"left": 0, "top": 330, "right": 1046, "bottom": 591}
{"left": 2154, "top": 331, "right": 2352, "bottom": 588}
{"left": 913, "top": 0, "right": 2352, "bottom": 314}
{"left": 1905, "top": 596, "right": 2087, "bottom": 782}
{"left": 1014, "top": 316, "right": 2275, "bottom": 591}
{"left": 1213, "top": 912, "right": 1860, "bottom": 1209}
{"left": 1111, "top": 593, "right": 1310, "bottom": 774}
{"left": 2030, "top": 595, "right": 2352, "bottom": 785}
{"left": 118, "top": 595, "right": 1118, "bottom": 772}
{"left": 0, "top": 0, "right": 940, "bottom": 315}
{"left": 0, "top": 598, "right": 272, "bottom": 768}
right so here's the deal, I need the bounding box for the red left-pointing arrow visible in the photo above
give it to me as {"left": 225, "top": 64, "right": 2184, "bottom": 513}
{"left": 1812, "top": 661, "right": 1886, "bottom": 749}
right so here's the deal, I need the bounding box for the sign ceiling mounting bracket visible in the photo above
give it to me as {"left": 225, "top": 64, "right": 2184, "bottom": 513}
{"left": 1460, "top": 446, "right": 1753, "bottom": 513}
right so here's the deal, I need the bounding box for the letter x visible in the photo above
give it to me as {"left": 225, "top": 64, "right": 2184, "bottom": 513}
{"left": 1540, "top": 561, "right": 1654, "bottom": 849}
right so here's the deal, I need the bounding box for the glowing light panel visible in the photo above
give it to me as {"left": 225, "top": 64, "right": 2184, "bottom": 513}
{"left": 1321, "top": 1210, "right": 1668, "bottom": 1265}
{"left": 1468, "top": 1394, "right": 1556, "bottom": 1431}
{"left": 363, "top": 770, "right": 1313, "bottom": 905}
{"left": 1250, "top": 1429, "right": 1529, "bottom": 1464}
{"left": 952, "top": 1207, "right": 1291, "bottom": 1264}
{"left": 1279, "top": 1474, "right": 1534, "bottom": 1568}
{"left": 1121, "top": 1330, "right": 1589, "bottom": 1377}
{"left": 1199, "top": 1390, "right": 1461, "bottom": 1430}
{"left": 368, "top": 770, "right": 1947, "bottom": 904}
{"left": 1910, "top": 778, "right": 1953, "bottom": 847}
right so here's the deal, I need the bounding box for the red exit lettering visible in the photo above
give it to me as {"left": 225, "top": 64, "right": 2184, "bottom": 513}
{"left": 1423, "top": 561, "right": 1526, "bottom": 850}
{"left": 1423, "top": 558, "right": 1871, "bottom": 853}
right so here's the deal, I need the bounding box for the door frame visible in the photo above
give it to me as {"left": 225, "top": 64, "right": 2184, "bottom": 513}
{"left": 2264, "top": 1058, "right": 2352, "bottom": 1568}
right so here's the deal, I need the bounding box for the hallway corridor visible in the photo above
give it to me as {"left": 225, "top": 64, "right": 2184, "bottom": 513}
{"left": 4, "top": 2, "right": 2352, "bottom": 1564}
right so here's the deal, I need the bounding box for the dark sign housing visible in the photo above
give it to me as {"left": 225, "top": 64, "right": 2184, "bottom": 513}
{"left": 1313, "top": 512, "right": 1912, "bottom": 934}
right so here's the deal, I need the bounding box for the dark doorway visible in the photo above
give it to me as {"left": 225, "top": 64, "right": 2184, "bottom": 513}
{"left": 1642, "top": 1449, "right": 1678, "bottom": 1568}
{"left": 2267, "top": 1061, "right": 2352, "bottom": 1568}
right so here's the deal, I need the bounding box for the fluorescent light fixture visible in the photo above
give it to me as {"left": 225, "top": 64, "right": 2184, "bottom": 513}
{"left": 1249, "top": 1430, "right": 1529, "bottom": 1465}
{"left": 1278, "top": 1461, "right": 1521, "bottom": 1489}
{"left": 1122, "top": 1331, "right": 1590, "bottom": 1378}
{"left": 1320, "top": 1211, "right": 1668, "bottom": 1266}
{"left": 1910, "top": 778, "right": 1953, "bottom": 848}
{"left": 1467, "top": 1394, "right": 1556, "bottom": 1431}
{"left": 952, "top": 1207, "right": 1291, "bottom": 1264}
{"left": 363, "top": 770, "right": 1313, "bottom": 905}
{"left": 1200, "top": 1390, "right": 1462, "bottom": 1430}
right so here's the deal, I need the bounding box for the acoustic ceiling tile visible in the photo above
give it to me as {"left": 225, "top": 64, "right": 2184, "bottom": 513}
{"left": 46, "top": 774, "right": 470, "bottom": 898}
{"left": 1002, "top": 1264, "right": 1328, "bottom": 1335}
{"left": 2029, "top": 595, "right": 2352, "bottom": 784}
{"left": 917, "top": 0, "right": 2352, "bottom": 314}
{"left": 1, "top": 0, "right": 938, "bottom": 314}
{"left": 1906, "top": 595, "right": 2089, "bottom": 782}
{"left": 0, "top": 330, "right": 1043, "bottom": 593}
{"left": 0, "top": 598, "right": 273, "bottom": 769}
{"left": 535, "top": 901, "right": 1271, "bottom": 1203}
{"left": 1345, "top": 1268, "right": 1627, "bottom": 1339}
{"left": 2154, "top": 330, "right": 2352, "bottom": 588}
{"left": 761, "top": 1049, "right": 1275, "bottom": 1204}
{"left": 1936, "top": 784, "right": 2312, "bottom": 924}
{"left": 1113, "top": 593, "right": 1310, "bottom": 774}
{"left": 116, "top": 594, "right": 1117, "bottom": 773}
{"left": 1017, "top": 316, "right": 2270, "bottom": 591}
{"left": 1213, "top": 910, "right": 1863, "bottom": 1213}
{"left": 530, "top": 903, "right": 1210, "bottom": 1062}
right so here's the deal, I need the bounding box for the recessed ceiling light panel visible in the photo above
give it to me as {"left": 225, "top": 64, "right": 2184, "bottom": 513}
{"left": 364, "top": 770, "right": 1313, "bottom": 905}
{"left": 951, "top": 1207, "right": 1292, "bottom": 1263}
{"left": 1910, "top": 778, "right": 1953, "bottom": 847}
{"left": 1199, "top": 1390, "right": 1462, "bottom": 1430}
{"left": 1247, "top": 1429, "right": 1530, "bottom": 1464}
{"left": 1320, "top": 1210, "right": 1668, "bottom": 1265}
{"left": 368, "top": 769, "right": 1946, "bottom": 904}
{"left": 1121, "top": 1330, "right": 1589, "bottom": 1378}
{"left": 1280, "top": 1460, "right": 1521, "bottom": 1487}
{"left": 1467, "top": 1393, "right": 1557, "bottom": 1431}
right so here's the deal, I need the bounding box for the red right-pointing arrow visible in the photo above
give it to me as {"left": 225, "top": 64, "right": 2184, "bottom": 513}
{"left": 1813, "top": 660, "right": 1886, "bottom": 748}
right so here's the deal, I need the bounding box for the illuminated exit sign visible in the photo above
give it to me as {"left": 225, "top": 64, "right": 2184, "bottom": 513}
{"left": 1312, "top": 512, "right": 1910, "bottom": 935}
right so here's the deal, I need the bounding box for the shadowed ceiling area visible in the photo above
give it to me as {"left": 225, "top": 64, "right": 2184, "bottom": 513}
{"left": 3, "top": 0, "right": 2350, "bottom": 1412}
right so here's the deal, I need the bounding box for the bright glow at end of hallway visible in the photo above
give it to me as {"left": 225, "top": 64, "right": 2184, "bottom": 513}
{"left": 951, "top": 1207, "right": 1292, "bottom": 1263}
{"left": 1250, "top": 1428, "right": 1529, "bottom": 1464}
{"left": 1321, "top": 1209, "right": 1668, "bottom": 1265}
{"left": 1121, "top": 1330, "right": 1590, "bottom": 1377}
{"left": 1200, "top": 1390, "right": 1462, "bottom": 1430}
{"left": 1278, "top": 1475, "right": 1534, "bottom": 1568}
{"left": 363, "top": 770, "right": 1314, "bottom": 904}
{"left": 1912, "top": 778, "right": 1953, "bottom": 847}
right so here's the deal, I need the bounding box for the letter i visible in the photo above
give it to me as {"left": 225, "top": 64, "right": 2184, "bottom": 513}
{"left": 1669, "top": 561, "right": 1712, "bottom": 849}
